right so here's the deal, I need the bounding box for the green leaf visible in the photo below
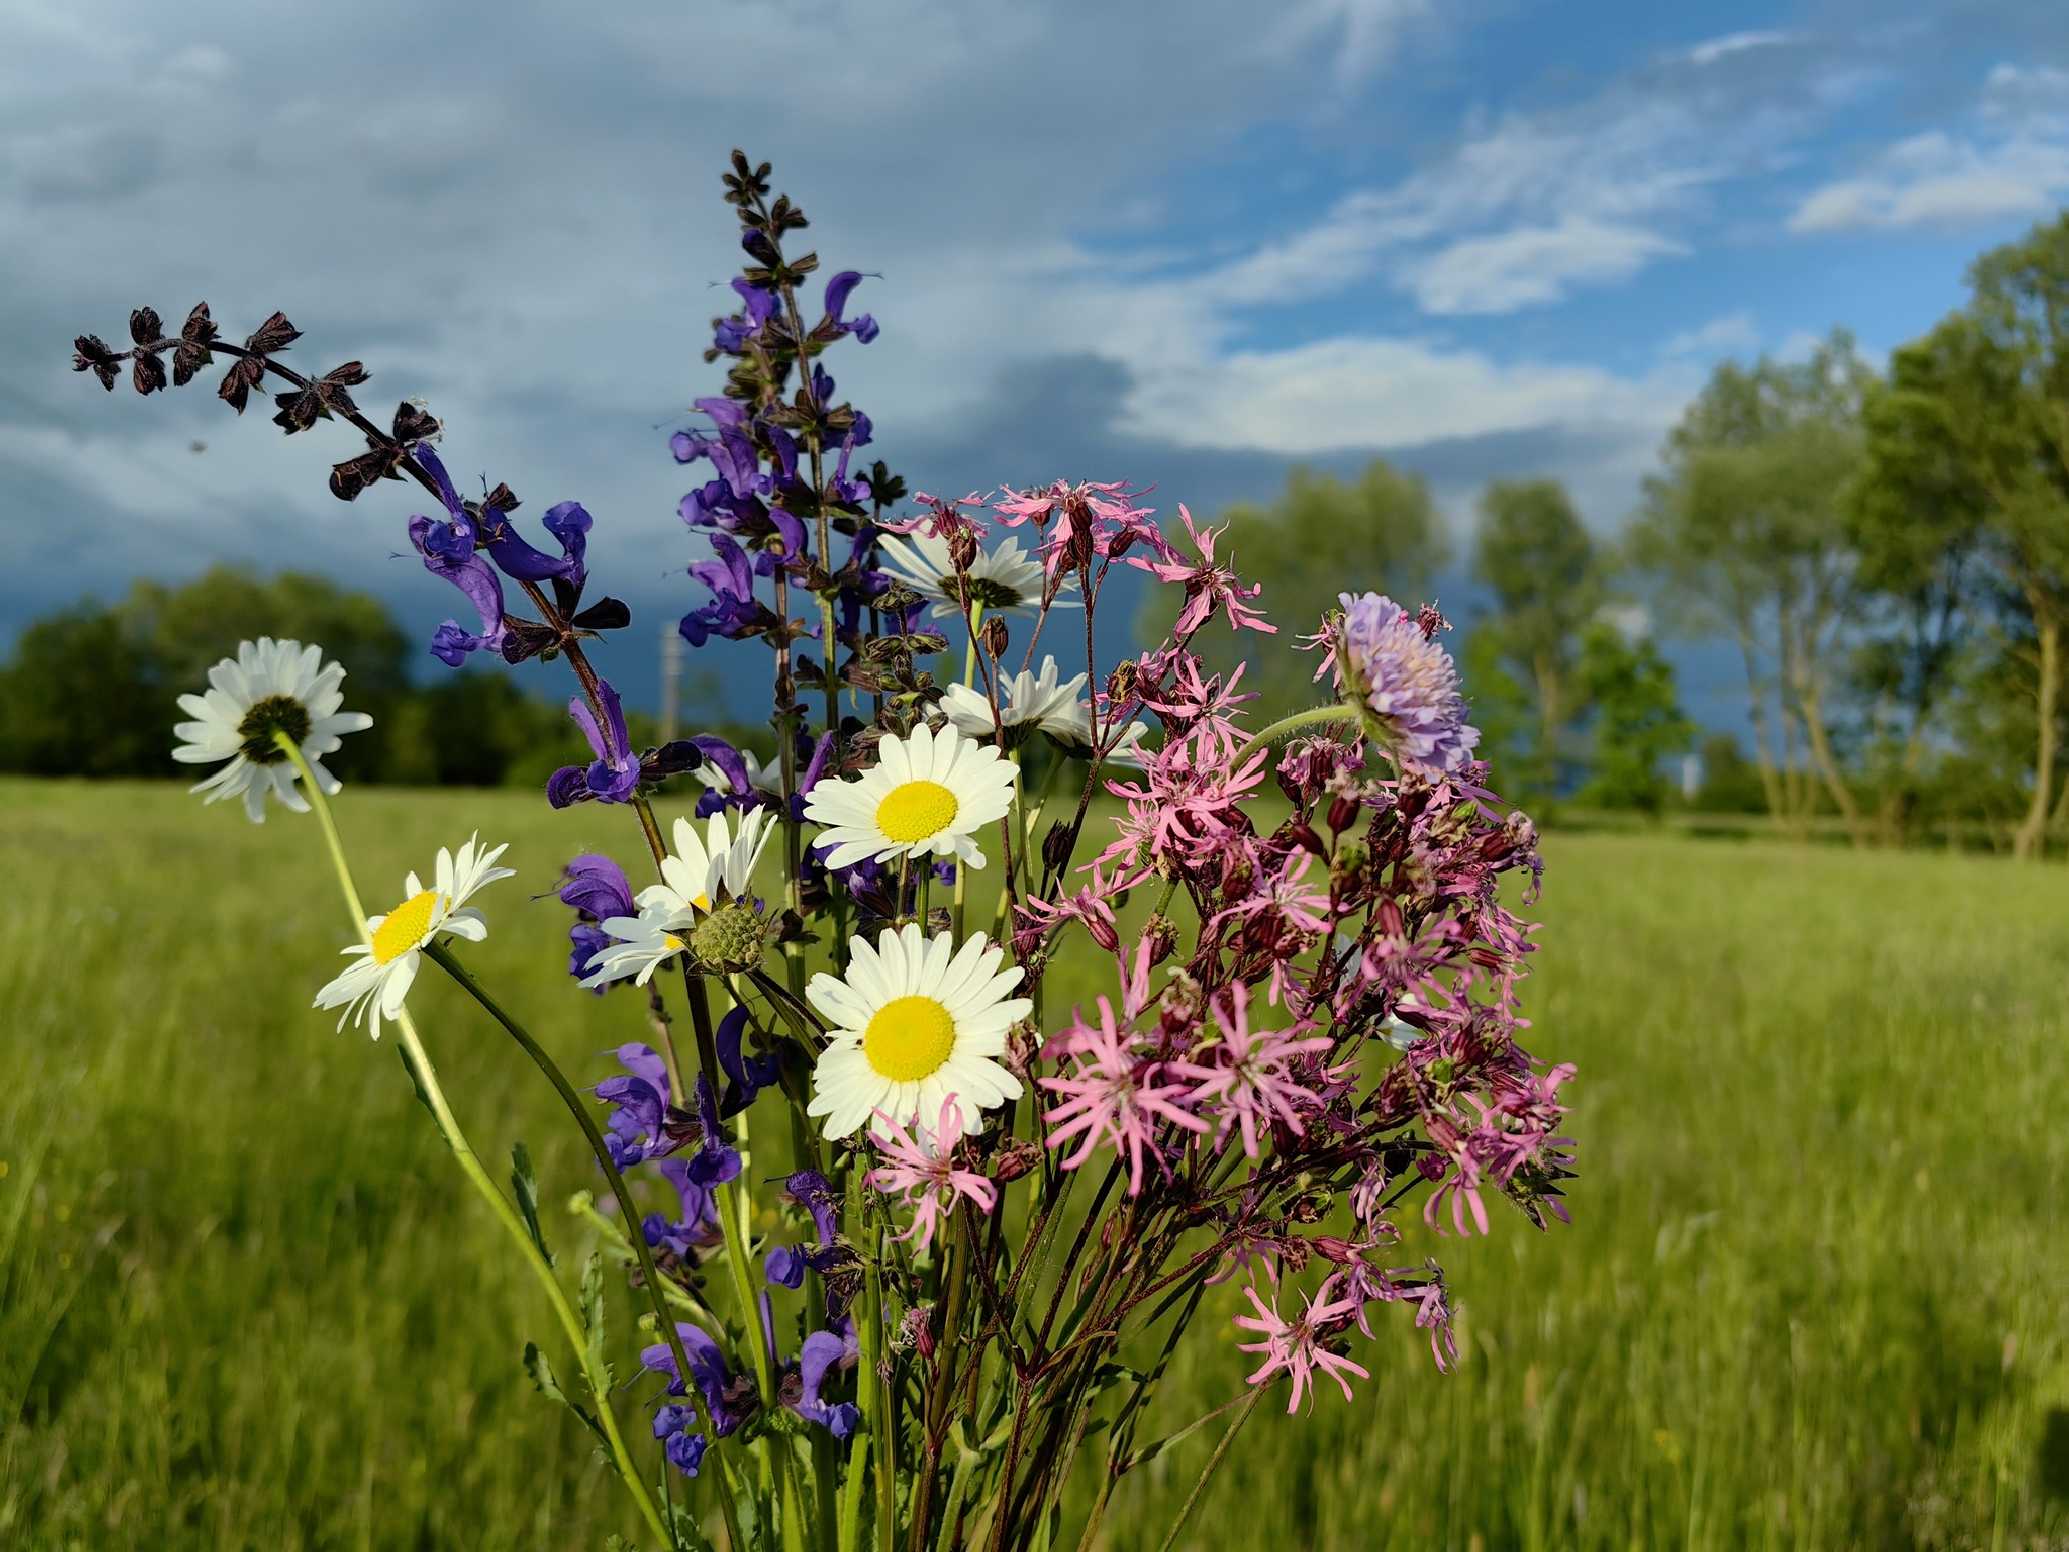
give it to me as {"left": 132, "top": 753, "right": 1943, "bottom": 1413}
{"left": 509, "top": 1140, "right": 553, "bottom": 1267}
{"left": 579, "top": 1250, "right": 611, "bottom": 1385}
{"left": 521, "top": 1340, "right": 610, "bottom": 1452}
{"left": 394, "top": 1041, "right": 443, "bottom": 1135}
{"left": 665, "top": 1503, "right": 716, "bottom": 1552}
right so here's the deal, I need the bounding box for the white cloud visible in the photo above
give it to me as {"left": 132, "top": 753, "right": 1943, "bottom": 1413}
{"left": 1400, "top": 219, "right": 1687, "bottom": 315}
{"left": 1268, "top": 0, "right": 1431, "bottom": 90}
{"left": 1662, "top": 310, "right": 1760, "bottom": 358}
{"left": 1789, "top": 64, "right": 2069, "bottom": 233}
{"left": 1187, "top": 49, "right": 1833, "bottom": 318}
{"left": 1121, "top": 333, "right": 1691, "bottom": 457}
{"left": 1683, "top": 31, "right": 1795, "bottom": 68}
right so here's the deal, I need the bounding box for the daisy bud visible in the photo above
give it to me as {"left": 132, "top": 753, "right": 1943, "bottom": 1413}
{"left": 689, "top": 902, "right": 771, "bottom": 974}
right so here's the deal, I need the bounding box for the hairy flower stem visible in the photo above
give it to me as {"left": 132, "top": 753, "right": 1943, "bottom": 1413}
{"left": 1153, "top": 1388, "right": 1265, "bottom": 1552}
{"left": 1232, "top": 703, "right": 1362, "bottom": 764}
{"left": 269, "top": 734, "right": 675, "bottom": 1552}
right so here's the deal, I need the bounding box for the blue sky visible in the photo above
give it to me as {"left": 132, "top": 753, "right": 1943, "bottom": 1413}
{"left": 4, "top": 0, "right": 2067, "bottom": 733}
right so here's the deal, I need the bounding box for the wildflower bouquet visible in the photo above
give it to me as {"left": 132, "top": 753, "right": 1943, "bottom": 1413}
{"left": 75, "top": 152, "right": 1575, "bottom": 1552}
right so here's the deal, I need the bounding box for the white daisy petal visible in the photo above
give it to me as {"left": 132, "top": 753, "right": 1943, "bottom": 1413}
{"left": 807, "top": 924, "right": 1024, "bottom": 1138}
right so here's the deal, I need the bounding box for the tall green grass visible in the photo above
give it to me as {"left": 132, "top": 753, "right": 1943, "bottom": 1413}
{"left": 2, "top": 778, "right": 2064, "bottom": 1549}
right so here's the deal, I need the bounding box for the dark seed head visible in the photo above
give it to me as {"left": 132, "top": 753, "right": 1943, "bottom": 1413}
{"left": 236, "top": 694, "right": 312, "bottom": 763}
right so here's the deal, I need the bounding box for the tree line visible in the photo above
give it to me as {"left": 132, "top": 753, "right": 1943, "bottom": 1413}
{"left": 1150, "top": 209, "right": 2069, "bottom": 855}
{"left": 0, "top": 566, "right": 745, "bottom": 790}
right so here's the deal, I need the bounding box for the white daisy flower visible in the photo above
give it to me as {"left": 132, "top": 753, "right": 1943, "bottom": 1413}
{"left": 313, "top": 834, "right": 514, "bottom": 1039}
{"left": 876, "top": 533, "right": 1080, "bottom": 619}
{"left": 171, "top": 637, "right": 374, "bottom": 823}
{"left": 642, "top": 809, "right": 777, "bottom": 919}
{"left": 939, "top": 654, "right": 1151, "bottom": 762}
{"left": 580, "top": 906, "right": 691, "bottom": 990}
{"left": 802, "top": 723, "right": 1016, "bottom": 871}
{"left": 805, "top": 923, "right": 1030, "bottom": 1140}
{"left": 581, "top": 810, "right": 776, "bottom": 988}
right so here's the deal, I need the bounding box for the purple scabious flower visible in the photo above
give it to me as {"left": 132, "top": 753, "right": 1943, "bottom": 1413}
{"left": 1328, "top": 593, "right": 1480, "bottom": 778}
{"left": 546, "top": 676, "right": 640, "bottom": 806}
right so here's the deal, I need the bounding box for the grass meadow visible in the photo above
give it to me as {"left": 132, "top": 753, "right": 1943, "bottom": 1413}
{"left": 3, "top": 776, "right": 2067, "bottom": 1550}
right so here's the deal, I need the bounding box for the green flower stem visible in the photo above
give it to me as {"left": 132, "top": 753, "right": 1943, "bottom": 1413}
{"left": 862, "top": 1195, "right": 898, "bottom": 1552}
{"left": 837, "top": 1431, "right": 870, "bottom": 1552}
{"left": 269, "top": 734, "right": 673, "bottom": 1552}
{"left": 686, "top": 976, "right": 817, "bottom": 1552}
{"left": 1230, "top": 702, "right": 1362, "bottom": 765}
{"left": 962, "top": 602, "right": 986, "bottom": 690}
{"left": 838, "top": 1167, "right": 874, "bottom": 1552}
{"left": 1153, "top": 1387, "right": 1265, "bottom": 1552}
{"left": 418, "top": 946, "right": 726, "bottom": 1487}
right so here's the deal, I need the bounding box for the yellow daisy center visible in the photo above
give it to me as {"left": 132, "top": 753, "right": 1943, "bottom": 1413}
{"left": 371, "top": 889, "right": 440, "bottom": 965}
{"left": 862, "top": 995, "right": 958, "bottom": 1081}
{"left": 875, "top": 780, "right": 959, "bottom": 843}
{"left": 663, "top": 932, "right": 687, "bottom": 952}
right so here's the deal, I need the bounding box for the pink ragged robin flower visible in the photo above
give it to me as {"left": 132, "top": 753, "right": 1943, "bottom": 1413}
{"left": 1233, "top": 1282, "right": 1369, "bottom": 1412}
{"left": 990, "top": 479, "right": 1167, "bottom": 583}
{"left": 866, "top": 1097, "right": 997, "bottom": 1254}
{"left": 1098, "top": 720, "right": 1268, "bottom": 881}
{"left": 1128, "top": 503, "right": 1275, "bottom": 639}
{"left": 1039, "top": 997, "right": 1209, "bottom": 1194}
{"left": 879, "top": 491, "right": 988, "bottom": 543}
{"left": 1171, "top": 983, "right": 1333, "bottom": 1157}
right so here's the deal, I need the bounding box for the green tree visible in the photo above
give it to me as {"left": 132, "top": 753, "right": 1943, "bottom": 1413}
{"left": 1685, "top": 731, "right": 1771, "bottom": 815}
{"left": 1466, "top": 478, "right": 1598, "bottom": 796}
{"left": 1858, "top": 217, "right": 2069, "bottom": 858}
{"left": 1138, "top": 460, "right": 1449, "bottom": 717}
{"left": 1574, "top": 622, "right": 1694, "bottom": 815}
{"left": 1631, "top": 330, "right": 1874, "bottom": 838}
{"left": 0, "top": 566, "right": 588, "bottom": 790}
{"left": 118, "top": 566, "right": 413, "bottom": 783}
{"left": 0, "top": 606, "right": 164, "bottom": 775}
{"left": 1848, "top": 349, "right": 1992, "bottom": 844}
